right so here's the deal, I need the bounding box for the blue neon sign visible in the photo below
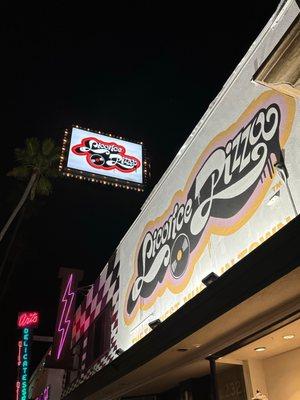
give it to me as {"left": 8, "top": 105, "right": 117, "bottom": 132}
{"left": 19, "top": 328, "right": 31, "bottom": 400}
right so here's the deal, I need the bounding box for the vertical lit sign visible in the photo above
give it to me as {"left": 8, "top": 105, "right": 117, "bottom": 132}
{"left": 16, "top": 312, "right": 39, "bottom": 400}
{"left": 19, "top": 328, "right": 31, "bottom": 400}
{"left": 16, "top": 341, "right": 22, "bottom": 400}
{"left": 57, "top": 274, "right": 75, "bottom": 359}
{"left": 46, "top": 268, "right": 83, "bottom": 369}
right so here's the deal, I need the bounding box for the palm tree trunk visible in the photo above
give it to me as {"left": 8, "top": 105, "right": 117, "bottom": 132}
{"left": 0, "top": 172, "right": 37, "bottom": 243}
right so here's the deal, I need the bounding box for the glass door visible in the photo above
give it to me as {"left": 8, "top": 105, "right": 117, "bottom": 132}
{"left": 215, "top": 362, "right": 248, "bottom": 400}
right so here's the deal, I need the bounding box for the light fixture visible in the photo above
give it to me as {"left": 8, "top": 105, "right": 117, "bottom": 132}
{"left": 274, "top": 161, "right": 288, "bottom": 181}
{"left": 267, "top": 191, "right": 280, "bottom": 206}
{"left": 254, "top": 347, "right": 266, "bottom": 352}
{"left": 148, "top": 319, "right": 161, "bottom": 330}
{"left": 116, "top": 348, "right": 124, "bottom": 355}
{"left": 274, "top": 160, "right": 298, "bottom": 216}
{"left": 283, "top": 334, "right": 295, "bottom": 340}
{"left": 202, "top": 272, "right": 219, "bottom": 287}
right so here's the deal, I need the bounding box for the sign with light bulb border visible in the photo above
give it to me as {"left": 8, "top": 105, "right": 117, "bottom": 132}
{"left": 59, "top": 125, "right": 150, "bottom": 191}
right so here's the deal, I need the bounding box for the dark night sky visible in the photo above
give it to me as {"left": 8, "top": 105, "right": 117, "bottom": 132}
{"left": 1, "top": 2, "right": 280, "bottom": 398}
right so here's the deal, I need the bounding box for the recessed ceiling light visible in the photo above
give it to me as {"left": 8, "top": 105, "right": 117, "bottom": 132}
{"left": 283, "top": 334, "right": 295, "bottom": 340}
{"left": 193, "top": 344, "right": 201, "bottom": 348}
{"left": 254, "top": 347, "right": 266, "bottom": 352}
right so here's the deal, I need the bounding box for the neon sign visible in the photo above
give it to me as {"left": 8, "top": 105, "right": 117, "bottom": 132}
{"left": 17, "top": 340, "right": 22, "bottom": 366}
{"left": 19, "top": 328, "right": 31, "bottom": 400}
{"left": 16, "top": 381, "right": 20, "bottom": 400}
{"left": 18, "top": 312, "right": 39, "bottom": 329}
{"left": 16, "top": 341, "right": 23, "bottom": 400}
{"left": 16, "top": 312, "right": 39, "bottom": 400}
{"left": 35, "top": 386, "right": 50, "bottom": 400}
{"left": 57, "top": 273, "right": 75, "bottom": 359}
{"left": 45, "top": 268, "right": 82, "bottom": 369}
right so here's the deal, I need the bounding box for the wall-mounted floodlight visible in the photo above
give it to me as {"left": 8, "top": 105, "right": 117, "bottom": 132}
{"left": 116, "top": 348, "right": 124, "bottom": 355}
{"left": 76, "top": 284, "right": 93, "bottom": 295}
{"left": 148, "top": 319, "right": 161, "bottom": 330}
{"left": 274, "top": 161, "right": 298, "bottom": 216}
{"left": 267, "top": 191, "right": 280, "bottom": 206}
{"left": 201, "top": 272, "right": 219, "bottom": 287}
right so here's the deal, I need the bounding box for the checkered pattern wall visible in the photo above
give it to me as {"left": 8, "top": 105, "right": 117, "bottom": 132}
{"left": 62, "top": 249, "right": 120, "bottom": 398}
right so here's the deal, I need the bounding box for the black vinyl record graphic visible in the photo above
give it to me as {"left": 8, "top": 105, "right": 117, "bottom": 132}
{"left": 170, "top": 233, "right": 190, "bottom": 278}
{"left": 91, "top": 154, "right": 105, "bottom": 166}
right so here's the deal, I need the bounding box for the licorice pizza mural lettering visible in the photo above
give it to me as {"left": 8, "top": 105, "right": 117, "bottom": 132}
{"left": 124, "top": 92, "right": 295, "bottom": 324}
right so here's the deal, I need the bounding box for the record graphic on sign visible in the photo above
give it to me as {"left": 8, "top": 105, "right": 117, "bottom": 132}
{"left": 170, "top": 234, "right": 190, "bottom": 278}
{"left": 91, "top": 153, "right": 106, "bottom": 166}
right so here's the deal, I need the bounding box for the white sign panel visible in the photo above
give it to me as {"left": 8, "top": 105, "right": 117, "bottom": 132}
{"left": 67, "top": 128, "right": 143, "bottom": 184}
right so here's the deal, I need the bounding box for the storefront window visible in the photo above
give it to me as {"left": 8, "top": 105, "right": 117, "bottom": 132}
{"left": 214, "top": 318, "right": 300, "bottom": 400}
{"left": 215, "top": 362, "right": 247, "bottom": 400}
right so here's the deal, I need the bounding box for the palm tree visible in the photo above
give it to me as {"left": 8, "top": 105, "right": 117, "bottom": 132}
{"left": 0, "top": 137, "right": 60, "bottom": 243}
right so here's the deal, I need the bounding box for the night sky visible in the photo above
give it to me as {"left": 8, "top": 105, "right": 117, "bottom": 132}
{"left": 1, "top": 2, "right": 279, "bottom": 398}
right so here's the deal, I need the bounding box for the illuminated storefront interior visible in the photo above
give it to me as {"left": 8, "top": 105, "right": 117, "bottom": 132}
{"left": 215, "top": 318, "right": 300, "bottom": 400}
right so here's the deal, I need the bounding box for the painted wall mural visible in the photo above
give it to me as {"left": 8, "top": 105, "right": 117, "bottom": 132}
{"left": 63, "top": 250, "right": 120, "bottom": 397}
{"left": 124, "top": 91, "right": 295, "bottom": 325}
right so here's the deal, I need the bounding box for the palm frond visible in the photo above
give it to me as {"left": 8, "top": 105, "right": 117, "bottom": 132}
{"left": 10, "top": 137, "right": 59, "bottom": 198}
{"left": 7, "top": 166, "right": 31, "bottom": 179}
{"left": 25, "top": 137, "right": 39, "bottom": 157}
{"left": 45, "top": 166, "right": 59, "bottom": 178}
{"left": 15, "top": 148, "right": 26, "bottom": 163}
{"left": 35, "top": 176, "right": 53, "bottom": 197}
{"left": 42, "top": 138, "right": 55, "bottom": 156}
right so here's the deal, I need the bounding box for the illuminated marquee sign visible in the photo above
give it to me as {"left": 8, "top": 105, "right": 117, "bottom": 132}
{"left": 59, "top": 126, "right": 149, "bottom": 191}
{"left": 18, "top": 312, "right": 39, "bottom": 329}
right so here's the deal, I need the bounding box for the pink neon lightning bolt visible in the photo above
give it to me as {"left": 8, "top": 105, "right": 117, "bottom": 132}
{"left": 57, "top": 274, "right": 75, "bottom": 359}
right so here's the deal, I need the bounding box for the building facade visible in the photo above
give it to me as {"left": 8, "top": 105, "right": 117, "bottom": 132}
{"left": 28, "top": 349, "right": 65, "bottom": 400}
{"left": 30, "top": 1, "right": 300, "bottom": 399}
